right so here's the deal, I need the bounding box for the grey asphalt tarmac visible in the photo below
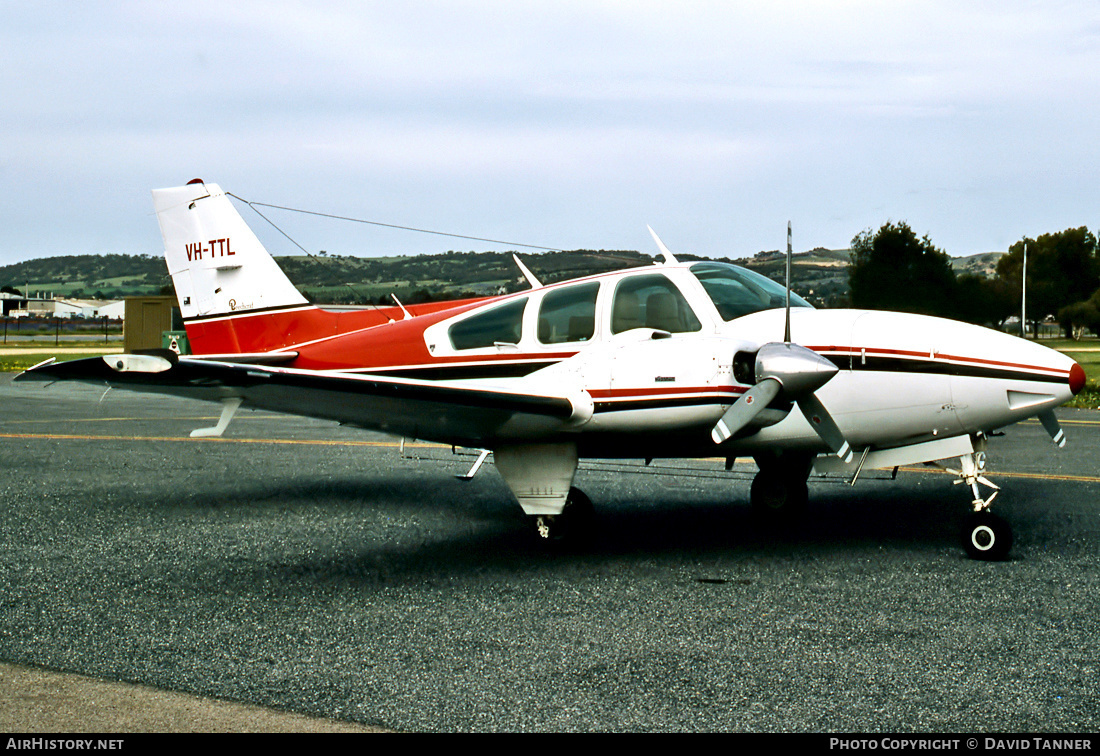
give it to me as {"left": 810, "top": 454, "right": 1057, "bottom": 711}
{"left": 1, "top": 375, "right": 1098, "bottom": 733}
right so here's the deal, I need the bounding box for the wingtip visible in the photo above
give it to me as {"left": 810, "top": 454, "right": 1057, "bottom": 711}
{"left": 13, "top": 357, "right": 58, "bottom": 382}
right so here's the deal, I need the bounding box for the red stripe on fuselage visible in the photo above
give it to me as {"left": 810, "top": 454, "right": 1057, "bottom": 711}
{"left": 183, "top": 297, "right": 490, "bottom": 365}
{"left": 809, "top": 345, "right": 1070, "bottom": 378}
{"left": 588, "top": 386, "right": 743, "bottom": 399}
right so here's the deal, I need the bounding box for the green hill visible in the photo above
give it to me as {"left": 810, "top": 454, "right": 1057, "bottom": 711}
{"left": 0, "top": 254, "right": 169, "bottom": 299}
{"left": 0, "top": 246, "right": 906, "bottom": 308}
{"left": 273, "top": 249, "right": 656, "bottom": 304}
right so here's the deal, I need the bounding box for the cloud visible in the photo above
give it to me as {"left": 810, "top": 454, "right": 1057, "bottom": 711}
{"left": 2, "top": 1, "right": 1099, "bottom": 263}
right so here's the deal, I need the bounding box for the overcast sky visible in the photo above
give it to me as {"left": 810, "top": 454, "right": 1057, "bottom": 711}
{"left": 2, "top": 1, "right": 1099, "bottom": 266}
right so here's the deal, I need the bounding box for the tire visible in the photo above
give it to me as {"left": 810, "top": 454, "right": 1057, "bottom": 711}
{"left": 750, "top": 470, "right": 808, "bottom": 523}
{"left": 963, "top": 511, "right": 1013, "bottom": 561}
{"left": 532, "top": 487, "right": 595, "bottom": 547}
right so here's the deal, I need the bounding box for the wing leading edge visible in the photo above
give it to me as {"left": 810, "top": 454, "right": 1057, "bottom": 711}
{"left": 15, "top": 355, "right": 589, "bottom": 448}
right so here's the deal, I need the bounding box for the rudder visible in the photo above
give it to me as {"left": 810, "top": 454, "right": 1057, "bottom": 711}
{"left": 152, "top": 179, "right": 309, "bottom": 323}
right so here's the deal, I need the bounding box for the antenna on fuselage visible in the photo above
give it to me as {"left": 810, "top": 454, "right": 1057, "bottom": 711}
{"left": 784, "top": 221, "right": 792, "bottom": 343}
{"left": 513, "top": 253, "right": 543, "bottom": 289}
{"left": 391, "top": 293, "right": 412, "bottom": 320}
{"left": 647, "top": 226, "right": 679, "bottom": 264}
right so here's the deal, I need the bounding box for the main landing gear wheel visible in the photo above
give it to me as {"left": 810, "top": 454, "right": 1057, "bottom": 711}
{"left": 963, "top": 511, "right": 1013, "bottom": 561}
{"left": 750, "top": 470, "right": 809, "bottom": 523}
{"left": 532, "top": 487, "right": 595, "bottom": 547}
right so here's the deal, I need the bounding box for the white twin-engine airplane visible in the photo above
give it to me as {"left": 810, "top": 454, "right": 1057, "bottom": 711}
{"left": 17, "top": 180, "right": 1086, "bottom": 560}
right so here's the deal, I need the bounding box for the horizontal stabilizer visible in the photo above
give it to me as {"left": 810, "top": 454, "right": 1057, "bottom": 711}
{"left": 15, "top": 355, "right": 585, "bottom": 449}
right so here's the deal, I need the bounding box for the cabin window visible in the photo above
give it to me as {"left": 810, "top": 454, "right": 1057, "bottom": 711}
{"left": 610, "top": 274, "right": 701, "bottom": 334}
{"left": 448, "top": 297, "right": 528, "bottom": 350}
{"left": 537, "top": 282, "right": 599, "bottom": 344}
{"left": 690, "top": 262, "right": 812, "bottom": 321}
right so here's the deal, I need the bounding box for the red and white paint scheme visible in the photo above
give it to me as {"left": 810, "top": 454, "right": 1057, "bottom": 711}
{"left": 19, "top": 180, "right": 1086, "bottom": 559}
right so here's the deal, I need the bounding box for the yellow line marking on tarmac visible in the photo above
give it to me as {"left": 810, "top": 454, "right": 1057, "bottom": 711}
{"left": 4, "top": 417, "right": 217, "bottom": 424}
{"left": 0, "top": 432, "right": 446, "bottom": 449}
{"left": 897, "top": 466, "right": 1100, "bottom": 484}
{"left": 2, "top": 415, "right": 288, "bottom": 424}
{"left": 1022, "top": 417, "right": 1100, "bottom": 426}
{"left": 0, "top": 347, "right": 123, "bottom": 355}
{"left": 3, "top": 432, "right": 1099, "bottom": 484}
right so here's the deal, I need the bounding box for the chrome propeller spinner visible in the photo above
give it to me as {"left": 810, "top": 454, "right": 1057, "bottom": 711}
{"left": 708, "top": 223, "right": 853, "bottom": 462}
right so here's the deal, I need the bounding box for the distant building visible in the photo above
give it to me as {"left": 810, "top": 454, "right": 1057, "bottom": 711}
{"left": 55, "top": 298, "right": 126, "bottom": 319}
{"left": 1, "top": 296, "right": 124, "bottom": 319}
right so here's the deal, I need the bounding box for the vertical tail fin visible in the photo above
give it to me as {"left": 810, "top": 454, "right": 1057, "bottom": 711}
{"left": 152, "top": 180, "right": 309, "bottom": 322}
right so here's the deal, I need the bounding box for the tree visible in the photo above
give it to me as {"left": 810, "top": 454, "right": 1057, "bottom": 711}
{"left": 996, "top": 227, "right": 1100, "bottom": 335}
{"left": 953, "top": 272, "right": 1016, "bottom": 328}
{"left": 1058, "top": 287, "right": 1100, "bottom": 340}
{"left": 848, "top": 222, "right": 958, "bottom": 317}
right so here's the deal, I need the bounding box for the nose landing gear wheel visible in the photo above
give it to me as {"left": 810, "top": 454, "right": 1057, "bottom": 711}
{"left": 963, "top": 511, "right": 1013, "bottom": 561}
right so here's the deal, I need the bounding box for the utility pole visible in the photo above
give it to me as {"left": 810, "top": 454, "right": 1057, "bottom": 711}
{"left": 1021, "top": 241, "right": 1027, "bottom": 339}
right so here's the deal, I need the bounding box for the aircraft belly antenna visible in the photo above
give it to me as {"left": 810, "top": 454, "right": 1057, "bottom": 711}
{"left": 191, "top": 397, "right": 243, "bottom": 438}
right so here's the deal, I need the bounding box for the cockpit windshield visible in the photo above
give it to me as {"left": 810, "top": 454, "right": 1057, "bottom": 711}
{"left": 690, "top": 262, "right": 813, "bottom": 322}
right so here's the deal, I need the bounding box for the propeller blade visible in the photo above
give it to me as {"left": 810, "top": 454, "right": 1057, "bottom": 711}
{"left": 1037, "top": 408, "right": 1066, "bottom": 447}
{"left": 796, "top": 393, "right": 854, "bottom": 463}
{"left": 711, "top": 378, "right": 781, "bottom": 444}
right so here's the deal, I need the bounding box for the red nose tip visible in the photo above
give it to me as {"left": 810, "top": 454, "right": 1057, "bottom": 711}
{"left": 1069, "top": 362, "right": 1086, "bottom": 396}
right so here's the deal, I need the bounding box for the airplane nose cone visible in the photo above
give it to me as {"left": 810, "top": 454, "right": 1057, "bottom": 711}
{"left": 1070, "top": 362, "right": 1086, "bottom": 396}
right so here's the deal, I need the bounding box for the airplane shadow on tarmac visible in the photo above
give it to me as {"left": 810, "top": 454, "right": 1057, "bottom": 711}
{"left": 135, "top": 466, "right": 1008, "bottom": 588}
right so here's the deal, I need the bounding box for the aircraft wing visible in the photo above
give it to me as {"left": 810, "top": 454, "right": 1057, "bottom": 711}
{"left": 14, "top": 354, "right": 587, "bottom": 448}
